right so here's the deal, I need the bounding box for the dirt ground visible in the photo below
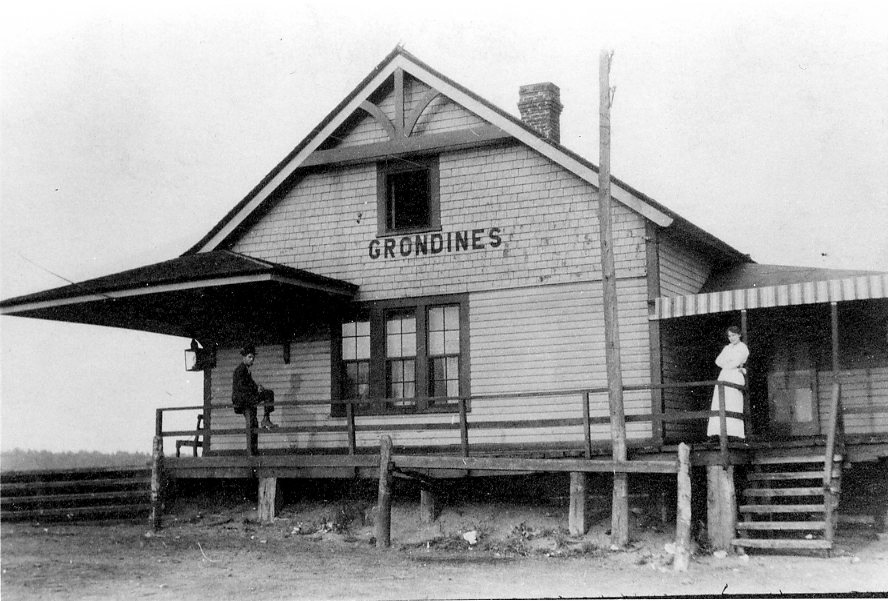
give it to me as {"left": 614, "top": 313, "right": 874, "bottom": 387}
{"left": 3, "top": 479, "right": 888, "bottom": 600}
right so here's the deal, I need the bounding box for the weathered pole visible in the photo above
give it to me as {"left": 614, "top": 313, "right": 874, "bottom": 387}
{"left": 149, "top": 435, "right": 164, "bottom": 531}
{"left": 674, "top": 443, "right": 691, "bottom": 572}
{"left": 599, "top": 48, "right": 629, "bottom": 548}
{"left": 376, "top": 435, "right": 394, "bottom": 548}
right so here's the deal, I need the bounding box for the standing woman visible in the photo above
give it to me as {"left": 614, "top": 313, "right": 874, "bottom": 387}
{"left": 707, "top": 326, "right": 749, "bottom": 440}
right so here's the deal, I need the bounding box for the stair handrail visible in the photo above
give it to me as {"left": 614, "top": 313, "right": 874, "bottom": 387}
{"left": 822, "top": 381, "right": 842, "bottom": 490}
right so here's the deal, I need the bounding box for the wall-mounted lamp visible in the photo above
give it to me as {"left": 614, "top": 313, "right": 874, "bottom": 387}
{"left": 185, "top": 339, "right": 216, "bottom": 372}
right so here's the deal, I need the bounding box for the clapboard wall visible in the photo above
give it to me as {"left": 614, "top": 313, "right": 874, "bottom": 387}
{"left": 817, "top": 367, "right": 888, "bottom": 436}
{"left": 209, "top": 277, "right": 655, "bottom": 453}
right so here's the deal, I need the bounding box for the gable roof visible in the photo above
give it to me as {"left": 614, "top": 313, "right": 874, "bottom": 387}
{"left": 188, "top": 46, "right": 747, "bottom": 263}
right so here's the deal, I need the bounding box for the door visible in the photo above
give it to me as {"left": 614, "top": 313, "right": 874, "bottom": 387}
{"left": 768, "top": 370, "right": 821, "bottom": 437}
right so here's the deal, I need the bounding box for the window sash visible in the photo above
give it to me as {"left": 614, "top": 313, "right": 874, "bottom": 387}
{"left": 333, "top": 294, "right": 467, "bottom": 416}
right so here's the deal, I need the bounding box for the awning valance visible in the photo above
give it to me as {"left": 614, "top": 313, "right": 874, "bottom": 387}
{"left": 0, "top": 250, "right": 358, "bottom": 339}
{"left": 651, "top": 273, "right": 888, "bottom": 320}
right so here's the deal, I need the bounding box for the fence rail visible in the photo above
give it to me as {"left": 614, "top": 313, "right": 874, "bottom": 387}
{"left": 156, "top": 380, "right": 747, "bottom": 464}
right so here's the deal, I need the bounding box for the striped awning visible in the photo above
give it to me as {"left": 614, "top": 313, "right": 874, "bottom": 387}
{"left": 651, "top": 273, "right": 888, "bottom": 320}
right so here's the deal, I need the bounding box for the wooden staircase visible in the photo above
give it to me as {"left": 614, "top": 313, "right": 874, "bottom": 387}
{"left": 1, "top": 466, "right": 152, "bottom": 522}
{"left": 732, "top": 451, "right": 842, "bottom": 554}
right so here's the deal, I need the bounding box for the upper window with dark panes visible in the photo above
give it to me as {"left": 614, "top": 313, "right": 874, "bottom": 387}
{"left": 377, "top": 157, "right": 440, "bottom": 235}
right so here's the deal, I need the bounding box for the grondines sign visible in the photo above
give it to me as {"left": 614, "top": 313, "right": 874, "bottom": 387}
{"left": 368, "top": 227, "right": 503, "bottom": 260}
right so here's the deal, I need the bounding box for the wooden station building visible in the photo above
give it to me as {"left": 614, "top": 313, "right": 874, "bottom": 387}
{"left": 3, "top": 48, "right": 887, "bottom": 553}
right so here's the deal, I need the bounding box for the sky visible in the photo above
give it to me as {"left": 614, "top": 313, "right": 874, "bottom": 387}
{"left": 1, "top": 1, "right": 886, "bottom": 453}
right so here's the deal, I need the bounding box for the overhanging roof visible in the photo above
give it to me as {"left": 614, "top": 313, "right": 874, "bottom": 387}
{"left": 0, "top": 250, "right": 358, "bottom": 339}
{"left": 651, "top": 265, "right": 888, "bottom": 320}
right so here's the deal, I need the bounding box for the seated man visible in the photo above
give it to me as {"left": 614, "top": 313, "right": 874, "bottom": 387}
{"left": 232, "top": 343, "right": 277, "bottom": 455}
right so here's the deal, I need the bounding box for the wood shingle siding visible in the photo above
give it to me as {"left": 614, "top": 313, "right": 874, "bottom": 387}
{"left": 658, "top": 232, "right": 712, "bottom": 297}
{"left": 232, "top": 144, "right": 647, "bottom": 302}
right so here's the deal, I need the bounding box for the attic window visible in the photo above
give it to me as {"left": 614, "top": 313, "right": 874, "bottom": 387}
{"left": 377, "top": 157, "right": 440, "bottom": 235}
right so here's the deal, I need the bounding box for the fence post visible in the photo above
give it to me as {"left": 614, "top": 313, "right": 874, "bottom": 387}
{"left": 150, "top": 435, "right": 164, "bottom": 531}
{"left": 376, "top": 435, "right": 393, "bottom": 549}
{"left": 674, "top": 443, "right": 691, "bottom": 572}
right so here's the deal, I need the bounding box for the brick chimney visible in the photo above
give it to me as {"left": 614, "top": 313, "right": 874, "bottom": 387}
{"left": 518, "top": 82, "right": 563, "bottom": 144}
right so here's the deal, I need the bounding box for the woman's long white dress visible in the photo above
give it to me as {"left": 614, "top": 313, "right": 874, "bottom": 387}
{"left": 706, "top": 341, "right": 749, "bottom": 438}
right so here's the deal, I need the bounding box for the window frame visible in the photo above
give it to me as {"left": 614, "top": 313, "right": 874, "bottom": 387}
{"left": 376, "top": 156, "right": 440, "bottom": 237}
{"left": 330, "top": 293, "right": 469, "bottom": 417}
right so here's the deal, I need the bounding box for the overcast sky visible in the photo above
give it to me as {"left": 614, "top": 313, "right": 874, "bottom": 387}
{"left": 1, "top": 1, "right": 886, "bottom": 453}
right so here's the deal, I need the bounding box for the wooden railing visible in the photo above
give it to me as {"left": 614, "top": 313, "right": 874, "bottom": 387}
{"left": 156, "top": 379, "right": 746, "bottom": 464}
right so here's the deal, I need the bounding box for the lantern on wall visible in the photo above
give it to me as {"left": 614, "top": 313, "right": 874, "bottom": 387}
{"left": 185, "top": 339, "right": 216, "bottom": 371}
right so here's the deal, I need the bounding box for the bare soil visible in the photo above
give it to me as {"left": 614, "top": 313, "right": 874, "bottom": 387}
{"left": 2, "top": 484, "right": 887, "bottom": 600}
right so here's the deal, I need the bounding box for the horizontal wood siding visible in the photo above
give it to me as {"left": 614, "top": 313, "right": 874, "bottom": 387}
{"left": 817, "top": 367, "right": 888, "bottom": 435}
{"left": 209, "top": 340, "right": 332, "bottom": 452}
{"left": 658, "top": 232, "right": 712, "bottom": 297}
{"left": 470, "top": 280, "right": 654, "bottom": 443}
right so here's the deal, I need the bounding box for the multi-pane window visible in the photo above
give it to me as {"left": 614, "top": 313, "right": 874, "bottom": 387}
{"left": 334, "top": 296, "right": 466, "bottom": 415}
{"left": 386, "top": 313, "right": 416, "bottom": 406}
{"left": 428, "top": 305, "right": 460, "bottom": 401}
{"left": 341, "top": 319, "right": 370, "bottom": 400}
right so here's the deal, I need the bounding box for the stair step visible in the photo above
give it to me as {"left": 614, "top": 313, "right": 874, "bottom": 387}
{"left": 0, "top": 503, "right": 152, "bottom": 521}
{"left": 732, "top": 538, "right": 832, "bottom": 550}
{"left": 739, "top": 504, "right": 825, "bottom": 513}
{"left": 753, "top": 454, "right": 842, "bottom": 465}
{"left": 746, "top": 471, "right": 838, "bottom": 481}
{"left": 737, "top": 521, "right": 826, "bottom": 530}
{"left": 743, "top": 487, "right": 824, "bottom": 497}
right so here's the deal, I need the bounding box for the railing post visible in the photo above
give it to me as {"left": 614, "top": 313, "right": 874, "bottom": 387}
{"left": 155, "top": 409, "right": 164, "bottom": 438}
{"left": 582, "top": 391, "right": 592, "bottom": 460}
{"left": 346, "top": 401, "right": 357, "bottom": 456}
{"left": 458, "top": 398, "right": 469, "bottom": 457}
{"left": 718, "top": 384, "right": 729, "bottom": 468}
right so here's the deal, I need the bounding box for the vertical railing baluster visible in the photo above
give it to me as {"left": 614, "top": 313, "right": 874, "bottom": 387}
{"left": 458, "top": 397, "right": 469, "bottom": 457}
{"left": 582, "top": 391, "right": 592, "bottom": 459}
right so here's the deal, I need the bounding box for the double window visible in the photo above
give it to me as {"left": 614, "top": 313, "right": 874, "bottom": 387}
{"left": 333, "top": 295, "right": 468, "bottom": 415}
{"left": 377, "top": 156, "right": 440, "bottom": 235}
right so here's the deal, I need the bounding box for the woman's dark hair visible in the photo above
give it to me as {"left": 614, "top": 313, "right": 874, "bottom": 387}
{"left": 727, "top": 326, "right": 742, "bottom": 336}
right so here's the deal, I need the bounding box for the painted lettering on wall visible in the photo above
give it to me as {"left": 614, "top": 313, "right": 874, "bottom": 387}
{"left": 368, "top": 227, "right": 503, "bottom": 260}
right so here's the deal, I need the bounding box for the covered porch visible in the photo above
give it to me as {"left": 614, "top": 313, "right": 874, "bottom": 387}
{"left": 652, "top": 268, "right": 888, "bottom": 450}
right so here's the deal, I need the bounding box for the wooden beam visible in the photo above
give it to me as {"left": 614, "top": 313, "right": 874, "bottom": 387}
{"left": 392, "top": 455, "right": 678, "bottom": 474}
{"left": 569, "top": 472, "right": 588, "bottom": 535}
{"left": 646, "top": 222, "right": 663, "bottom": 446}
{"left": 420, "top": 489, "right": 437, "bottom": 525}
{"left": 376, "top": 436, "right": 394, "bottom": 548}
{"left": 301, "top": 125, "right": 512, "bottom": 168}
{"left": 405, "top": 89, "right": 442, "bottom": 136}
{"left": 258, "top": 477, "right": 281, "bottom": 524}
{"left": 706, "top": 465, "right": 737, "bottom": 552}
{"left": 674, "top": 443, "right": 691, "bottom": 572}
{"left": 393, "top": 68, "right": 405, "bottom": 134}
{"left": 358, "top": 100, "right": 396, "bottom": 140}
{"left": 150, "top": 436, "right": 164, "bottom": 531}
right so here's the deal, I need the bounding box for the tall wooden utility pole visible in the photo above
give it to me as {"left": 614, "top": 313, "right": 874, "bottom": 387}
{"left": 598, "top": 49, "right": 629, "bottom": 548}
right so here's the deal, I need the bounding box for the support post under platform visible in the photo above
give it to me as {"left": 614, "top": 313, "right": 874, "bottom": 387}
{"left": 707, "top": 464, "right": 737, "bottom": 553}
{"left": 569, "top": 472, "right": 588, "bottom": 536}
